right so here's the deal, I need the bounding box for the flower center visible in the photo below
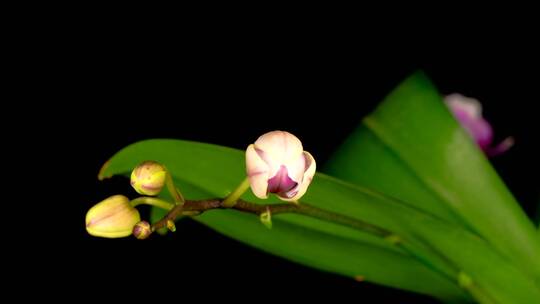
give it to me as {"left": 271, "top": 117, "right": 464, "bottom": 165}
{"left": 267, "top": 165, "right": 297, "bottom": 196}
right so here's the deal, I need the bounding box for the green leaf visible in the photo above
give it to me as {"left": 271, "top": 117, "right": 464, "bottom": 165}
{"left": 101, "top": 139, "right": 540, "bottom": 303}
{"left": 161, "top": 178, "right": 468, "bottom": 303}
{"left": 101, "top": 139, "right": 467, "bottom": 302}
{"left": 324, "top": 71, "right": 540, "bottom": 283}
{"left": 323, "top": 125, "right": 467, "bottom": 227}
{"left": 310, "top": 174, "right": 540, "bottom": 304}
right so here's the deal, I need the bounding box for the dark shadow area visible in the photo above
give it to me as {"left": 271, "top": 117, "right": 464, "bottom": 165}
{"left": 35, "top": 35, "right": 538, "bottom": 303}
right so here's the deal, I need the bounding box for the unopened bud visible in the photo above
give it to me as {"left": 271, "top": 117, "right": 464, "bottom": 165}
{"left": 166, "top": 220, "right": 176, "bottom": 232}
{"left": 85, "top": 195, "right": 140, "bottom": 238}
{"left": 133, "top": 221, "right": 152, "bottom": 240}
{"left": 131, "top": 161, "right": 167, "bottom": 196}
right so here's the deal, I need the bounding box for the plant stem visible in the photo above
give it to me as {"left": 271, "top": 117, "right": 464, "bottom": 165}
{"left": 222, "top": 178, "right": 250, "bottom": 208}
{"left": 151, "top": 198, "right": 392, "bottom": 238}
{"left": 165, "top": 169, "right": 184, "bottom": 205}
{"left": 130, "top": 197, "right": 174, "bottom": 210}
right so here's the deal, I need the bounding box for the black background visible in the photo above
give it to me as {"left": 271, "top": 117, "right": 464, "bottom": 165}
{"left": 32, "top": 29, "right": 539, "bottom": 303}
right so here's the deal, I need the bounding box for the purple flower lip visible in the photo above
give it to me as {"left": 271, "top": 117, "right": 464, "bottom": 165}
{"left": 267, "top": 165, "right": 298, "bottom": 197}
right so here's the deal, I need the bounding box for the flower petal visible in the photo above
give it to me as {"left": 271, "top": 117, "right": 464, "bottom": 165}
{"left": 282, "top": 150, "right": 307, "bottom": 184}
{"left": 466, "top": 117, "right": 493, "bottom": 150}
{"left": 254, "top": 131, "right": 304, "bottom": 176}
{"left": 445, "top": 93, "right": 482, "bottom": 119}
{"left": 445, "top": 94, "right": 494, "bottom": 151}
{"left": 279, "top": 151, "right": 316, "bottom": 202}
{"left": 245, "top": 144, "right": 271, "bottom": 199}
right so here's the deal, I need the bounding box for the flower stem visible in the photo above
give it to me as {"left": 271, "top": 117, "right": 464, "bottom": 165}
{"left": 151, "top": 198, "right": 392, "bottom": 237}
{"left": 165, "top": 169, "right": 184, "bottom": 205}
{"left": 130, "top": 197, "right": 174, "bottom": 210}
{"left": 222, "top": 178, "right": 250, "bottom": 208}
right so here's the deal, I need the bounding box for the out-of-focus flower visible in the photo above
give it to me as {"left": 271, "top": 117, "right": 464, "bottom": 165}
{"left": 246, "top": 131, "right": 316, "bottom": 202}
{"left": 133, "top": 221, "right": 152, "bottom": 240}
{"left": 130, "top": 161, "right": 167, "bottom": 196}
{"left": 86, "top": 195, "right": 141, "bottom": 238}
{"left": 445, "top": 93, "right": 514, "bottom": 157}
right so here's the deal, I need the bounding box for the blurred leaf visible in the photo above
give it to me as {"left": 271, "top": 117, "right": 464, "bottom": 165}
{"left": 324, "top": 71, "right": 540, "bottom": 284}
{"left": 536, "top": 195, "right": 540, "bottom": 229}
{"left": 323, "top": 125, "right": 467, "bottom": 227}
{"left": 101, "top": 139, "right": 540, "bottom": 303}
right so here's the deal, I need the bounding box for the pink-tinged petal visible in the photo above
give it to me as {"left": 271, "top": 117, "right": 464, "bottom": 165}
{"left": 280, "top": 151, "right": 316, "bottom": 202}
{"left": 282, "top": 152, "right": 306, "bottom": 184}
{"left": 267, "top": 165, "right": 298, "bottom": 196}
{"left": 466, "top": 117, "right": 493, "bottom": 150}
{"left": 445, "top": 93, "right": 504, "bottom": 154}
{"left": 452, "top": 108, "right": 494, "bottom": 150}
{"left": 254, "top": 131, "right": 304, "bottom": 175}
{"left": 246, "top": 144, "right": 271, "bottom": 199}
{"left": 445, "top": 94, "right": 482, "bottom": 119}
{"left": 253, "top": 147, "right": 281, "bottom": 178}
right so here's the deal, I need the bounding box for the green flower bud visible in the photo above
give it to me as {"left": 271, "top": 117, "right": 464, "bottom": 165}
{"left": 130, "top": 161, "right": 167, "bottom": 196}
{"left": 85, "top": 195, "right": 141, "bottom": 238}
{"left": 166, "top": 220, "right": 176, "bottom": 232}
{"left": 260, "top": 208, "right": 272, "bottom": 229}
{"left": 133, "top": 221, "right": 152, "bottom": 240}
